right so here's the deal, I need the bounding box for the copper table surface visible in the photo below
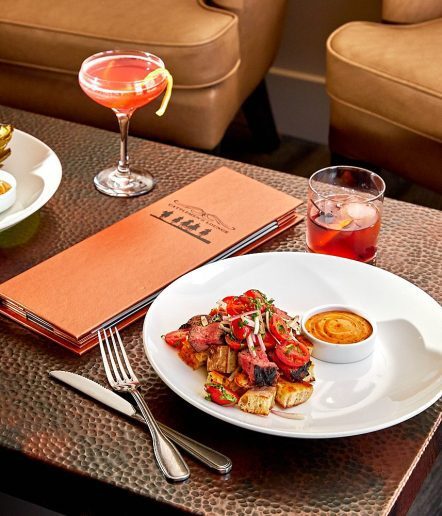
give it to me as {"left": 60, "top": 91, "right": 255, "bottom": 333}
{"left": 0, "top": 106, "right": 440, "bottom": 515}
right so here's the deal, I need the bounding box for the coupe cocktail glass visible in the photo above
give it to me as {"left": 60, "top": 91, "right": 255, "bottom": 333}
{"left": 306, "top": 166, "right": 386, "bottom": 263}
{"left": 79, "top": 50, "right": 172, "bottom": 197}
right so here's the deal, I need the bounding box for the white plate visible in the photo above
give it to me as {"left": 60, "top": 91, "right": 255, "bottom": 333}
{"left": 143, "top": 252, "right": 442, "bottom": 438}
{"left": 0, "top": 129, "right": 62, "bottom": 231}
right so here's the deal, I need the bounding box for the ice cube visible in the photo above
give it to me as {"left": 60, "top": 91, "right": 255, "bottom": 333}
{"left": 341, "top": 202, "right": 378, "bottom": 229}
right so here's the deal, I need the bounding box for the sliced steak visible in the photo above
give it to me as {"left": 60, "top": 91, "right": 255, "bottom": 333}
{"left": 188, "top": 322, "right": 224, "bottom": 352}
{"left": 239, "top": 349, "right": 279, "bottom": 387}
{"left": 272, "top": 307, "right": 290, "bottom": 319}
{"left": 180, "top": 314, "right": 212, "bottom": 330}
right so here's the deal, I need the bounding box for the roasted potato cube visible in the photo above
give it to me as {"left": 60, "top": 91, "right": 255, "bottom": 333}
{"left": 275, "top": 378, "right": 313, "bottom": 408}
{"left": 178, "top": 339, "right": 208, "bottom": 369}
{"left": 238, "top": 386, "right": 276, "bottom": 416}
{"left": 206, "top": 345, "right": 237, "bottom": 373}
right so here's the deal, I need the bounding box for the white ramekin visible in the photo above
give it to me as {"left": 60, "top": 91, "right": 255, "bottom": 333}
{"left": 0, "top": 170, "right": 17, "bottom": 213}
{"left": 301, "top": 304, "right": 377, "bottom": 364}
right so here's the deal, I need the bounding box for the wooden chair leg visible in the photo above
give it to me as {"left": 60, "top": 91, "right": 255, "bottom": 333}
{"left": 242, "top": 79, "right": 280, "bottom": 152}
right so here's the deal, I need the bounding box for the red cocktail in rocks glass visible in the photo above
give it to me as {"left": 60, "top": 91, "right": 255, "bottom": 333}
{"left": 79, "top": 50, "right": 172, "bottom": 197}
{"left": 306, "top": 166, "right": 386, "bottom": 263}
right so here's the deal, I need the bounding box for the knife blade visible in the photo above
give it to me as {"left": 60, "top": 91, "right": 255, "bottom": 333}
{"left": 49, "top": 370, "right": 232, "bottom": 474}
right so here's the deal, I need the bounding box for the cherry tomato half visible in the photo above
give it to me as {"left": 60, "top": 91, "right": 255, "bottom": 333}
{"left": 231, "top": 319, "right": 252, "bottom": 341}
{"left": 275, "top": 339, "right": 310, "bottom": 368}
{"left": 269, "top": 314, "right": 290, "bottom": 341}
{"left": 205, "top": 383, "right": 239, "bottom": 406}
{"left": 226, "top": 296, "right": 254, "bottom": 316}
{"left": 263, "top": 331, "right": 278, "bottom": 350}
{"left": 243, "top": 289, "right": 264, "bottom": 300}
{"left": 163, "top": 329, "right": 188, "bottom": 349}
{"left": 225, "top": 334, "right": 244, "bottom": 351}
{"left": 243, "top": 289, "right": 268, "bottom": 312}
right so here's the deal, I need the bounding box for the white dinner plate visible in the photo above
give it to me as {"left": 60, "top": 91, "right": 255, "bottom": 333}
{"left": 143, "top": 252, "right": 442, "bottom": 438}
{"left": 0, "top": 129, "right": 62, "bottom": 231}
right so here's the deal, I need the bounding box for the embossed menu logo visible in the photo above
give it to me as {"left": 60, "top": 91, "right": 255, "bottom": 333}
{"left": 150, "top": 200, "right": 236, "bottom": 244}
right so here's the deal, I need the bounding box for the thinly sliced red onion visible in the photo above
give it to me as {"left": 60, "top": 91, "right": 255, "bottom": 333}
{"left": 246, "top": 334, "right": 257, "bottom": 357}
{"left": 271, "top": 409, "right": 306, "bottom": 420}
{"left": 228, "top": 310, "right": 259, "bottom": 322}
{"left": 241, "top": 316, "right": 255, "bottom": 327}
{"left": 288, "top": 316, "right": 300, "bottom": 329}
{"left": 256, "top": 333, "right": 267, "bottom": 353}
{"left": 253, "top": 316, "right": 260, "bottom": 335}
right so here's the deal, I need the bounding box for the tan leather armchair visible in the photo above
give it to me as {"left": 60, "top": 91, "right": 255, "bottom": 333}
{"left": 0, "top": 0, "right": 286, "bottom": 150}
{"left": 326, "top": 0, "right": 442, "bottom": 193}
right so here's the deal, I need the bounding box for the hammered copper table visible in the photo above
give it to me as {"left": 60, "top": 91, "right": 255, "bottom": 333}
{"left": 0, "top": 106, "right": 440, "bottom": 516}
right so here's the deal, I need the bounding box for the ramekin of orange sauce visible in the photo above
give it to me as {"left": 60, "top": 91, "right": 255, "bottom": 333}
{"left": 0, "top": 171, "right": 16, "bottom": 214}
{"left": 301, "top": 305, "right": 377, "bottom": 363}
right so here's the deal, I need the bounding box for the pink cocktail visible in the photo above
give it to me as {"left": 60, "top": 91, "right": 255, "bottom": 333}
{"left": 306, "top": 194, "right": 382, "bottom": 262}
{"left": 79, "top": 50, "right": 172, "bottom": 197}
{"left": 306, "top": 166, "right": 385, "bottom": 263}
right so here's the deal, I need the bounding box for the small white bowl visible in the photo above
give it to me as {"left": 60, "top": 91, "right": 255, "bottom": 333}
{"left": 301, "top": 304, "right": 377, "bottom": 364}
{"left": 0, "top": 170, "right": 17, "bottom": 213}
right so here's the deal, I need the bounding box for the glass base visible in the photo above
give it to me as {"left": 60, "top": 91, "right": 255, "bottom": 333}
{"left": 94, "top": 167, "right": 155, "bottom": 197}
{"left": 305, "top": 242, "right": 378, "bottom": 265}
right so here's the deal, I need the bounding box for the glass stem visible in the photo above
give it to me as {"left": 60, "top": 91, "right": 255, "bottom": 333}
{"left": 116, "top": 111, "right": 131, "bottom": 177}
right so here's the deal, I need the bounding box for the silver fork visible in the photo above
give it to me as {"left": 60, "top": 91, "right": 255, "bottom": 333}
{"left": 98, "top": 327, "right": 190, "bottom": 482}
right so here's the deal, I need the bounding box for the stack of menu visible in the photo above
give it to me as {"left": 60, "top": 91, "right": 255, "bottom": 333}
{"left": 0, "top": 167, "right": 303, "bottom": 354}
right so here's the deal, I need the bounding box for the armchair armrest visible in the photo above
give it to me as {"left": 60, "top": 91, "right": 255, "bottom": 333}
{"left": 383, "top": 0, "right": 442, "bottom": 24}
{"left": 210, "top": 0, "right": 244, "bottom": 13}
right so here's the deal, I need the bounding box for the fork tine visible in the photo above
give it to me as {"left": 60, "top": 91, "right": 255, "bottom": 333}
{"left": 109, "top": 327, "right": 130, "bottom": 382}
{"left": 98, "top": 329, "right": 116, "bottom": 386}
{"left": 102, "top": 328, "right": 124, "bottom": 384}
{"left": 114, "top": 327, "right": 138, "bottom": 383}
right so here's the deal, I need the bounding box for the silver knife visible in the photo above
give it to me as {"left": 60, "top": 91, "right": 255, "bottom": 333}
{"left": 49, "top": 370, "right": 232, "bottom": 474}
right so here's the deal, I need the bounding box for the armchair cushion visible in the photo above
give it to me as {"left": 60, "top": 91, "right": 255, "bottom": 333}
{"left": 326, "top": 17, "right": 442, "bottom": 192}
{"left": 327, "top": 18, "right": 442, "bottom": 143}
{"left": 0, "top": 0, "right": 240, "bottom": 88}
{"left": 0, "top": 0, "right": 286, "bottom": 150}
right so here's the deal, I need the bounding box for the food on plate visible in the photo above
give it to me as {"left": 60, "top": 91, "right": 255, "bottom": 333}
{"left": 276, "top": 378, "right": 313, "bottom": 408}
{"left": 238, "top": 386, "right": 276, "bottom": 415}
{"left": 0, "top": 180, "right": 11, "bottom": 194}
{"left": 207, "top": 345, "right": 237, "bottom": 373}
{"left": 305, "top": 310, "right": 372, "bottom": 344}
{"left": 0, "top": 124, "right": 13, "bottom": 165}
{"left": 162, "top": 289, "right": 314, "bottom": 416}
{"left": 178, "top": 338, "right": 208, "bottom": 369}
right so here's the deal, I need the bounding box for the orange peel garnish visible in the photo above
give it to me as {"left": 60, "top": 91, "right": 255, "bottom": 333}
{"left": 328, "top": 218, "right": 352, "bottom": 230}
{"left": 144, "top": 68, "right": 173, "bottom": 117}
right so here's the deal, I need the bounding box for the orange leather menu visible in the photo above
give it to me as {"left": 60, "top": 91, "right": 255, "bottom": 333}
{"left": 0, "top": 167, "right": 302, "bottom": 354}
